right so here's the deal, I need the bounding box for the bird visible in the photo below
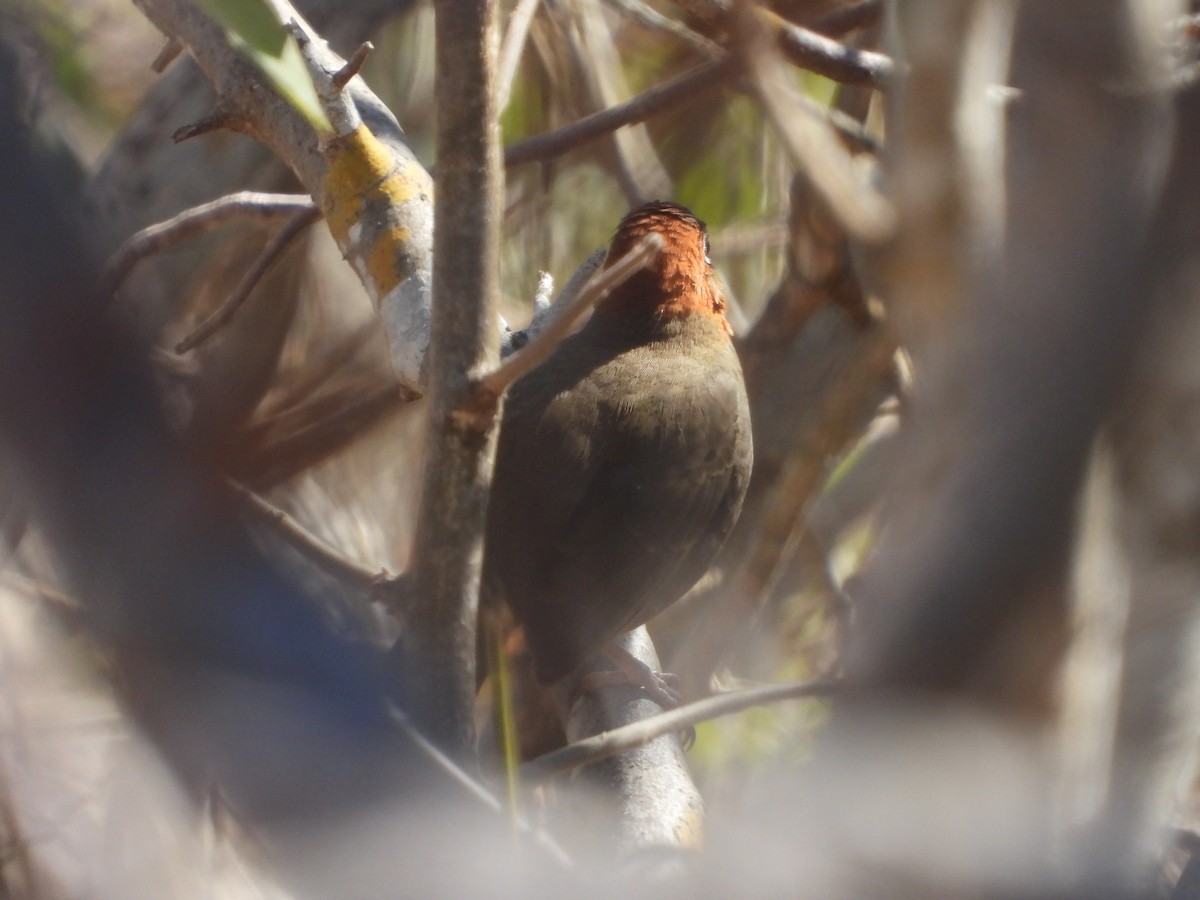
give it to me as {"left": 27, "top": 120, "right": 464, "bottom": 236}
{"left": 482, "top": 200, "right": 753, "bottom": 704}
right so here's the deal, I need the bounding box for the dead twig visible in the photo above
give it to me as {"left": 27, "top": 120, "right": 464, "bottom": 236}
{"left": 502, "top": 249, "right": 605, "bottom": 356}
{"left": 102, "top": 192, "right": 317, "bottom": 298}
{"left": 172, "top": 107, "right": 245, "bottom": 143}
{"left": 230, "top": 480, "right": 389, "bottom": 599}
{"left": 175, "top": 207, "right": 321, "bottom": 354}
{"left": 331, "top": 40, "right": 373, "bottom": 91}
{"left": 523, "top": 675, "right": 839, "bottom": 783}
{"left": 478, "top": 235, "right": 660, "bottom": 398}
{"left": 767, "top": 7, "right": 894, "bottom": 89}
{"left": 151, "top": 35, "right": 183, "bottom": 73}
{"left": 497, "top": 0, "right": 543, "bottom": 112}
{"left": 607, "top": 0, "right": 724, "bottom": 58}
{"left": 505, "top": 58, "right": 735, "bottom": 168}
{"left": 740, "top": 8, "right": 894, "bottom": 242}
{"left": 807, "top": 0, "right": 883, "bottom": 37}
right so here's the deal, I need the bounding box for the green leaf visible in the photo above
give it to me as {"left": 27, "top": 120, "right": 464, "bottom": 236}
{"left": 195, "top": 0, "right": 331, "bottom": 132}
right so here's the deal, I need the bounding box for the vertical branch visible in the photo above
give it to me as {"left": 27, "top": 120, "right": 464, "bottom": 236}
{"left": 401, "top": 0, "right": 504, "bottom": 756}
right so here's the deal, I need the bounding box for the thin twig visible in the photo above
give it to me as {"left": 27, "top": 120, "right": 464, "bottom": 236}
{"left": 798, "top": 92, "right": 881, "bottom": 152}
{"left": 151, "top": 36, "right": 183, "bottom": 73}
{"left": 283, "top": 19, "right": 357, "bottom": 136}
{"left": 741, "top": 8, "right": 894, "bottom": 242}
{"left": 400, "top": 0, "right": 504, "bottom": 757}
{"left": 332, "top": 40, "right": 374, "bottom": 90}
{"left": 501, "top": 250, "right": 605, "bottom": 356}
{"left": 522, "top": 676, "right": 839, "bottom": 783}
{"left": 542, "top": 248, "right": 607, "bottom": 326}
{"left": 175, "top": 207, "right": 321, "bottom": 353}
{"left": 767, "top": 8, "right": 894, "bottom": 89}
{"left": 102, "top": 192, "right": 317, "bottom": 297}
{"left": 478, "top": 235, "right": 660, "bottom": 397}
{"left": 807, "top": 0, "right": 883, "bottom": 37}
{"left": 505, "top": 57, "right": 736, "bottom": 168}
{"left": 229, "top": 480, "right": 389, "bottom": 598}
{"left": 607, "top": 0, "right": 724, "bottom": 58}
{"left": 172, "top": 108, "right": 243, "bottom": 143}
{"left": 504, "top": 45, "right": 876, "bottom": 171}
{"left": 497, "top": 0, "right": 543, "bottom": 112}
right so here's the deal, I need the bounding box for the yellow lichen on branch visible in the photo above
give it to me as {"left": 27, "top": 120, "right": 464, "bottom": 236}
{"left": 320, "top": 123, "right": 433, "bottom": 305}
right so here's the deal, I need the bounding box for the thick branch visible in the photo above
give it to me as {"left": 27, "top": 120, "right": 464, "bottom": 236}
{"left": 400, "top": 0, "right": 504, "bottom": 757}
{"left": 132, "top": 0, "right": 434, "bottom": 391}
{"left": 738, "top": 6, "right": 893, "bottom": 242}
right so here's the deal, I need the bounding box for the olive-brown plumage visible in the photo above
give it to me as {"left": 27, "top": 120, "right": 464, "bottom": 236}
{"left": 483, "top": 201, "right": 752, "bottom": 685}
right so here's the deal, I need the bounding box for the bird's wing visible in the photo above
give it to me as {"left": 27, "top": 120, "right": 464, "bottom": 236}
{"left": 528, "top": 364, "right": 751, "bottom": 679}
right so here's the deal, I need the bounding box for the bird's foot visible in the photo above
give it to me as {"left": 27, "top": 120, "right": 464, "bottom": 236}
{"left": 601, "top": 645, "right": 696, "bottom": 749}
{"left": 572, "top": 652, "right": 696, "bottom": 750}
{"left": 601, "top": 643, "right": 682, "bottom": 708}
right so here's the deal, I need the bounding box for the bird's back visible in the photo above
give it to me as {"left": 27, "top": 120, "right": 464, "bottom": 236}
{"left": 484, "top": 309, "right": 752, "bottom": 683}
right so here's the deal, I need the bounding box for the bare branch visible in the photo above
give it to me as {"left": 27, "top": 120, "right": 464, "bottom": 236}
{"left": 102, "top": 192, "right": 317, "bottom": 298}
{"left": 497, "top": 0, "right": 542, "bottom": 112}
{"left": 150, "top": 35, "right": 183, "bottom": 72}
{"left": 230, "top": 481, "right": 389, "bottom": 598}
{"left": 808, "top": 0, "right": 883, "bottom": 37}
{"left": 505, "top": 45, "right": 877, "bottom": 173}
{"left": 668, "top": 0, "right": 892, "bottom": 86}
{"left": 547, "top": 628, "right": 703, "bottom": 848}
{"left": 524, "top": 675, "right": 839, "bottom": 783}
{"left": 608, "top": 0, "right": 724, "bottom": 57}
{"left": 400, "top": 0, "right": 505, "bottom": 757}
{"left": 174, "top": 207, "right": 321, "bottom": 353}
{"left": 568, "top": 0, "right": 674, "bottom": 202}
{"left": 284, "top": 19, "right": 362, "bottom": 136}
{"left": 739, "top": 7, "right": 894, "bottom": 242}
{"left": 538, "top": 248, "right": 606, "bottom": 324}
{"left": 331, "top": 40, "right": 374, "bottom": 91}
{"left": 505, "top": 58, "right": 735, "bottom": 168}
{"left": 478, "top": 235, "right": 660, "bottom": 398}
{"left": 133, "top": 0, "right": 435, "bottom": 392}
{"left": 501, "top": 248, "right": 605, "bottom": 357}
{"left": 767, "top": 7, "right": 894, "bottom": 88}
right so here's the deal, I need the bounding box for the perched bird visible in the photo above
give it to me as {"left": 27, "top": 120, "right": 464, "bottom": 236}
{"left": 483, "top": 201, "right": 753, "bottom": 700}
